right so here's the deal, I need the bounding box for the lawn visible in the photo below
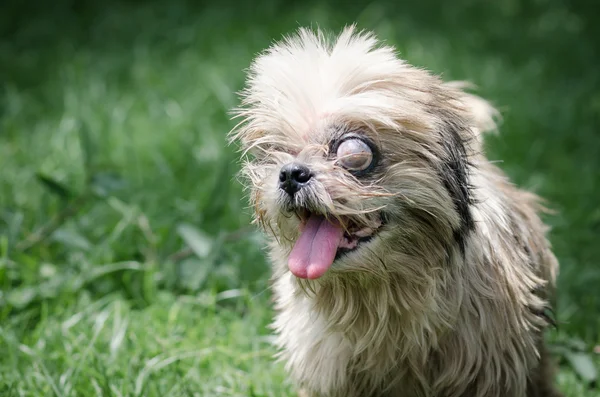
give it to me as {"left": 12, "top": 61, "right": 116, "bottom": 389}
{"left": 0, "top": 0, "right": 599, "bottom": 396}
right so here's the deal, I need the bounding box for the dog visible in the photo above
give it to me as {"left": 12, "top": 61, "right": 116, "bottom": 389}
{"left": 229, "top": 26, "right": 562, "bottom": 397}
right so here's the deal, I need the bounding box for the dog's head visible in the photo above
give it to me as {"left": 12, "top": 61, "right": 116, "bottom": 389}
{"left": 230, "top": 26, "right": 498, "bottom": 280}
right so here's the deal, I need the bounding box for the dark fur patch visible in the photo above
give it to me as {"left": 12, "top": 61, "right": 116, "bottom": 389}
{"left": 526, "top": 340, "right": 565, "bottom": 397}
{"left": 529, "top": 284, "right": 558, "bottom": 329}
{"left": 437, "top": 119, "right": 475, "bottom": 253}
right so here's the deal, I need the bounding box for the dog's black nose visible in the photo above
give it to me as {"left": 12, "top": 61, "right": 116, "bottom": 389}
{"left": 279, "top": 163, "right": 312, "bottom": 196}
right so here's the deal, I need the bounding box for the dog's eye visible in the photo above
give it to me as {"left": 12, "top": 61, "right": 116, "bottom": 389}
{"left": 336, "top": 139, "right": 373, "bottom": 172}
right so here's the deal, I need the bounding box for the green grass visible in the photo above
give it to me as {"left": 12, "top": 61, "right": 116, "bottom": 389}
{"left": 1, "top": 0, "right": 599, "bottom": 395}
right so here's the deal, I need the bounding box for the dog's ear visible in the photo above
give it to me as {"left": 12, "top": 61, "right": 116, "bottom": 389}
{"left": 425, "top": 82, "right": 498, "bottom": 253}
{"left": 432, "top": 82, "right": 500, "bottom": 253}
{"left": 444, "top": 81, "right": 500, "bottom": 142}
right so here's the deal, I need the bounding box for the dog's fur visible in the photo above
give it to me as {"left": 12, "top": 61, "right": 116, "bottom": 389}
{"left": 230, "top": 26, "right": 562, "bottom": 397}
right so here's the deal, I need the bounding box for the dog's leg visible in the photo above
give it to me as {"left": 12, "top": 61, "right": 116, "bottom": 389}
{"left": 297, "top": 389, "right": 310, "bottom": 397}
{"left": 298, "top": 388, "right": 319, "bottom": 397}
{"left": 297, "top": 389, "right": 333, "bottom": 397}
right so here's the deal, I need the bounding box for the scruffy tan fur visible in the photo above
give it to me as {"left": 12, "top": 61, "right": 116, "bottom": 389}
{"left": 230, "top": 26, "right": 562, "bottom": 397}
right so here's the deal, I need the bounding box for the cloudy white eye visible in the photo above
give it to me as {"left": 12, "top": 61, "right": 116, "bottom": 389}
{"left": 336, "top": 138, "right": 374, "bottom": 172}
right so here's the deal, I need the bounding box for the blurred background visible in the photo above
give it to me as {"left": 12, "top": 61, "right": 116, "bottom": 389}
{"left": 0, "top": 0, "right": 598, "bottom": 395}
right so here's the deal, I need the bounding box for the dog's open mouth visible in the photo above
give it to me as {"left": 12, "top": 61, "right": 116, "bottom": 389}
{"left": 287, "top": 208, "right": 383, "bottom": 279}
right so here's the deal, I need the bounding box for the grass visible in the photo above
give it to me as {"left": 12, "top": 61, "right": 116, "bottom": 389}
{"left": 0, "top": 0, "right": 599, "bottom": 395}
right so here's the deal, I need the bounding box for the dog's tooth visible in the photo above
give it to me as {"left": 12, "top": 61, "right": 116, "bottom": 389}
{"left": 353, "top": 227, "right": 374, "bottom": 238}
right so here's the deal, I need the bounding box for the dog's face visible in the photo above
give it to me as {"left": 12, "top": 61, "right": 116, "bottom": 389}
{"left": 231, "top": 27, "right": 495, "bottom": 280}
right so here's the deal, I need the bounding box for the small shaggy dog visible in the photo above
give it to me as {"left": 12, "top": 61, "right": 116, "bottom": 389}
{"left": 230, "top": 26, "right": 562, "bottom": 397}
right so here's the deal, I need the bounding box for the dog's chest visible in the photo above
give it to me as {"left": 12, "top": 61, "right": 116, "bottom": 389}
{"left": 274, "top": 315, "right": 423, "bottom": 397}
{"left": 271, "top": 276, "right": 423, "bottom": 396}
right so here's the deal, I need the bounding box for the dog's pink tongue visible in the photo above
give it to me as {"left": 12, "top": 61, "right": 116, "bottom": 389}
{"left": 288, "top": 214, "right": 344, "bottom": 279}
